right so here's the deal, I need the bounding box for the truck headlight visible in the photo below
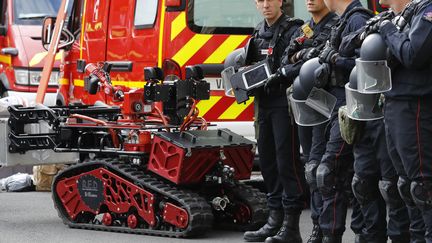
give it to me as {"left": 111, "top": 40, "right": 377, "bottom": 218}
{"left": 29, "top": 70, "right": 59, "bottom": 86}
{"left": 14, "top": 69, "right": 29, "bottom": 85}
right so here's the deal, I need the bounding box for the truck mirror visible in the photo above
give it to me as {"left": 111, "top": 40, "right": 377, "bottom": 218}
{"left": 1, "top": 47, "right": 18, "bottom": 56}
{"left": 0, "top": 26, "right": 7, "bottom": 36}
{"left": 41, "top": 17, "right": 56, "bottom": 50}
{"left": 166, "top": 0, "right": 181, "bottom": 7}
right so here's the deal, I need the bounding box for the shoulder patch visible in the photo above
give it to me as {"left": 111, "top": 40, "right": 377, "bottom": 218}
{"left": 423, "top": 5, "right": 432, "bottom": 22}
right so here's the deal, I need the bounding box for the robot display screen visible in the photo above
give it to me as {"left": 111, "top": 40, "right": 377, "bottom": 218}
{"left": 242, "top": 63, "right": 270, "bottom": 90}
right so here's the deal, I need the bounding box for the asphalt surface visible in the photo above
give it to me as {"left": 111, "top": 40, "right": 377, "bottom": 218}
{"left": 0, "top": 192, "right": 358, "bottom": 243}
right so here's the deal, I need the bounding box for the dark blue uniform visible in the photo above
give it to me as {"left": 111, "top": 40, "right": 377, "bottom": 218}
{"left": 379, "top": 0, "right": 432, "bottom": 241}
{"left": 315, "top": 1, "right": 371, "bottom": 240}
{"left": 351, "top": 120, "right": 410, "bottom": 242}
{"left": 339, "top": 11, "right": 411, "bottom": 242}
{"left": 250, "top": 14, "right": 306, "bottom": 215}
{"left": 280, "top": 13, "right": 339, "bottom": 242}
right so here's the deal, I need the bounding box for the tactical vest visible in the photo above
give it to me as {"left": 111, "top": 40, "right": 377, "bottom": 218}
{"left": 330, "top": 7, "right": 374, "bottom": 49}
{"left": 330, "top": 7, "right": 374, "bottom": 87}
{"left": 303, "top": 15, "right": 340, "bottom": 49}
{"left": 247, "top": 15, "right": 303, "bottom": 72}
{"left": 284, "top": 14, "right": 339, "bottom": 61}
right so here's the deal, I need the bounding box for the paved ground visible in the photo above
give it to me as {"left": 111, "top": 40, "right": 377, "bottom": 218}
{"left": 0, "top": 192, "right": 358, "bottom": 243}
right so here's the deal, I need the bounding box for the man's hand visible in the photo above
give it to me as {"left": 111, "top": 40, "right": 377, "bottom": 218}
{"left": 363, "top": 12, "right": 393, "bottom": 37}
{"left": 293, "top": 47, "right": 320, "bottom": 62}
{"left": 319, "top": 43, "right": 338, "bottom": 64}
{"left": 303, "top": 48, "right": 321, "bottom": 61}
{"left": 264, "top": 72, "right": 281, "bottom": 91}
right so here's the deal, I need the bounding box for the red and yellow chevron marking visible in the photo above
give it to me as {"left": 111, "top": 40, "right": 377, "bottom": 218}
{"left": 168, "top": 12, "right": 249, "bottom": 69}
{"left": 196, "top": 91, "right": 254, "bottom": 122}
{"left": 167, "top": 12, "right": 253, "bottom": 122}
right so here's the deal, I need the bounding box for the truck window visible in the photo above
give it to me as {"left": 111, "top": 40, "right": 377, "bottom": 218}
{"left": 0, "top": 0, "right": 6, "bottom": 25}
{"left": 134, "top": 0, "right": 158, "bottom": 29}
{"left": 67, "top": 0, "right": 84, "bottom": 37}
{"left": 187, "top": 0, "right": 262, "bottom": 35}
{"left": 13, "top": 0, "right": 61, "bottom": 25}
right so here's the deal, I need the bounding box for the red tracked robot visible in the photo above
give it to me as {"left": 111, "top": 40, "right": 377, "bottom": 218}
{"left": 6, "top": 62, "right": 267, "bottom": 237}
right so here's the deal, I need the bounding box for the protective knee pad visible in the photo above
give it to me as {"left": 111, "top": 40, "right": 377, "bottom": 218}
{"left": 379, "top": 179, "right": 404, "bottom": 208}
{"left": 316, "top": 163, "right": 335, "bottom": 197}
{"left": 351, "top": 174, "right": 379, "bottom": 206}
{"left": 397, "top": 176, "right": 415, "bottom": 207}
{"left": 305, "top": 160, "right": 320, "bottom": 191}
{"left": 411, "top": 180, "right": 432, "bottom": 211}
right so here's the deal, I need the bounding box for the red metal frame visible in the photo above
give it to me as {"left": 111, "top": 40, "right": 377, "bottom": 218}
{"left": 162, "top": 202, "right": 189, "bottom": 229}
{"left": 56, "top": 168, "right": 157, "bottom": 226}
{"left": 148, "top": 135, "right": 254, "bottom": 184}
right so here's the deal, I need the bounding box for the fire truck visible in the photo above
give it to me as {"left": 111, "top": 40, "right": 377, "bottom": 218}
{"left": 0, "top": 0, "right": 62, "bottom": 105}
{"left": 48, "top": 0, "right": 382, "bottom": 141}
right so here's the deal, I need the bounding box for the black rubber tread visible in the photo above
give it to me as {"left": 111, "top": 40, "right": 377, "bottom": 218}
{"left": 218, "top": 182, "right": 268, "bottom": 231}
{"left": 51, "top": 159, "right": 213, "bottom": 238}
{"left": 234, "top": 183, "right": 268, "bottom": 231}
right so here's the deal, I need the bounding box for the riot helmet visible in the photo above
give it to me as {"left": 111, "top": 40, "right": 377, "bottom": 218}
{"left": 349, "top": 66, "right": 358, "bottom": 89}
{"left": 356, "top": 33, "right": 392, "bottom": 94}
{"left": 298, "top": 57, "right": 322, "bottom": 92}
{"left": 289, "top": 58, "right": 337, "bottom": 126}
{"left": 345, "top": 67, "right": 384, "bottom": 121}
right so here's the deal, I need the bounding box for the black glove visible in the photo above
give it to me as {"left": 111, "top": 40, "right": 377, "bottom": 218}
{"left": 363, "top": 12, "right": 393, "bottom": 37}
{"left": 264, "top": 72, "right": 281, "bottom": 92}
{"left": 287, "top": 39, "right": 302, "bottom": 57}
{"left": 292, "top": 47, "right": 319, "bottom": 63}
{"left": 319, "top": 43, "right": 338, "bottom": 64}
{"left": 302, "top": 47, "right": 321, "bottom": 61}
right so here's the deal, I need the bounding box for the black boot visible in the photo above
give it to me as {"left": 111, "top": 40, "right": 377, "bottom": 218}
{"left": 355, "top": 234, "right": 367, "bottom": 243}
{"left": 322, "top": 235, "right": 342, "bottom": 243}
{"left": 264, "top": 213, "right": 302, "bottom": 243}
{"left": 390, "top": 235, "right": 410, "bottom": 243}
{"left": 307, "top": 222, "right": 323, "bottom": 243}
{"left": 244, "top": 210, "right": 284, "bottom": 242}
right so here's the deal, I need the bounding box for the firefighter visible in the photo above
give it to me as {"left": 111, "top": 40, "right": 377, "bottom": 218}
{"left": 275, "top": 1, "right": 339, "bottom": 242}
{"left": 359, "top": 0, "right": 432, "bottom": 241}
{"left": 242, "top": 0, "right": 305, "bottom": 242}
{"left": 309, "top": 0, "right": 373, "bottom": 242}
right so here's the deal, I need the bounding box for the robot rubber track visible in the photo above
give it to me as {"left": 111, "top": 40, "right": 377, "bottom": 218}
{"left": 52, "top": 159, "right": 214, "bottom": 238}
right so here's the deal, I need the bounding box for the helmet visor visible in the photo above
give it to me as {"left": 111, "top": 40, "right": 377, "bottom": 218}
{"left": 305, "top": 87, "right": 337, "bottom": 119}
{"left": 345, "top": 83, "right": 384, "bottom": 121}
{"left": 355, "top": 59, "right": 392, "bottom": 94}
{"left": 289, "top": 94, "right": 330, "bottom": 126}
{"left": 221, "top": 66, "right": 235, "bottom": 97}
